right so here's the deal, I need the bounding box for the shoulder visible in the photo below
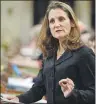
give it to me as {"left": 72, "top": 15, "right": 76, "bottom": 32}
{"left": 72, "top": 45, "right": 94, "bottom": 57}
{"left": 70, "top": 45, "right": 95, "bottom": 63}
{"left": 69, "top": 46, "right": 95, "bottom": 69}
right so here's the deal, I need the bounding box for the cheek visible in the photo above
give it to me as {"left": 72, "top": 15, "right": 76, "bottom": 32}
{"left": 49, "top": 26, "right": 54, "bottom": 34}
{"left": 64, "top": 20, "right": 71, "bottom": 29}
{"left": 64, "top": 24, "right": 71, "bottom": 34}
{"left": 50, "top": 29, "right": 55, "bottom": 37}
{"left": 67, "top": 23, "right": 71, "bottom": 29}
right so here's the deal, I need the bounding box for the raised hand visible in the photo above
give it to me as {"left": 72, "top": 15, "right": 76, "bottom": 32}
{"left": 59, "top": 78, "right": 74, "bottom": 98}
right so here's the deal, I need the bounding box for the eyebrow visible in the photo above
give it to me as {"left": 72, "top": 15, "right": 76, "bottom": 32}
{"left": 49, "top": 16, "right": 65, "bottom": 22}
{"left": 49, "top": 15, "right": 66, "bottom": 19}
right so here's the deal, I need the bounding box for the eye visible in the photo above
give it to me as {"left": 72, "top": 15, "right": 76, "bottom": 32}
{"left": 59, "top": 16, "right": 65, "bottom": 22}
{"left": 49, "top": 18, "right": 55, "bottom": 24}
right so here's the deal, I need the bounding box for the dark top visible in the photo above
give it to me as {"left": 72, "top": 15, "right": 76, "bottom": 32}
{"left": 17, "top": 45, "right": 95, "bottom": 104}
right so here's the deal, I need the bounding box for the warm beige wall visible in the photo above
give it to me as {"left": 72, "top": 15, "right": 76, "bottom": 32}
{"left": 1, "top": 1, "right": 34, "bottom": 46}
{"left": 74, "top": 1, "right": 92, "bottom": 28}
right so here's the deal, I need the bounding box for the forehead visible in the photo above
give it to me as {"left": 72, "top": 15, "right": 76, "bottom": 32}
{"left": 48, "top": 8, "right": 68, "bottom": 20}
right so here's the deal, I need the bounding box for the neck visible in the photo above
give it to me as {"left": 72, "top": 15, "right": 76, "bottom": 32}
{"left": 57, "top": 42, "right": 65, "bottom": 56}
{"left": 57, "top": 43, "right": 65, "bottom": 60}
{"left": 58, "top": 41, "right": 64, "bottom": 52}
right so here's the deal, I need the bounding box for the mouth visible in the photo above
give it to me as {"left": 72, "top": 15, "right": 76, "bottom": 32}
{"left": 55, "top": 30, "right": 63, "bottom": 32}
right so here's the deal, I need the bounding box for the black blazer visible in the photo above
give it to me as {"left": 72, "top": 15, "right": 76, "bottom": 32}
{"left": 18, "top": 46, "right": 95, "bottom": 104}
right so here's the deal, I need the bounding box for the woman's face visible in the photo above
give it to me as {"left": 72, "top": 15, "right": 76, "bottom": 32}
{"left": 48, "top": 8, "right": 72, "bottom": 41}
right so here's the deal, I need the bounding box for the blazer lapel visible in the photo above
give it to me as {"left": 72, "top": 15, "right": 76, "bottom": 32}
{"left": 55, "top": 50, "right": 73, "bottom": 65}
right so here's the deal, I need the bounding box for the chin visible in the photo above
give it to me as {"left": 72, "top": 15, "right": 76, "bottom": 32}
{"left": 54, "top": 36, "right": 63, "bottom": 40}
{"left": 54, "top": 35, "right": 66, "bottom": 40}
{"left": 53, "top": 32, "right": 68, "bottom": 39}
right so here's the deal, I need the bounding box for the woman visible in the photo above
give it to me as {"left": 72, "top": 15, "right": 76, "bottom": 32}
{"left": 5, "top": 1, "right": 95, "bottom": 104}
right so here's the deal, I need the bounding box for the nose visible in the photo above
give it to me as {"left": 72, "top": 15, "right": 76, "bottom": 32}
{"left": 54, "top": 20, "right": 60, "bottom": 27}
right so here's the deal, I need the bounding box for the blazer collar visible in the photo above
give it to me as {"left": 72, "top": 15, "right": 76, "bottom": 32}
{"left": 55, "top": 50, "right": 73, "bottom": 65}
{"left": 46, "top": 49, "right": 73, "bottom": 66}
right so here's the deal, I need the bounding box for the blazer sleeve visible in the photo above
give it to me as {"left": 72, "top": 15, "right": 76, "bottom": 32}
{"left": 66, "top": 49, "right": 95, "bottom": 104}
{"left": 17, "top": 61, "right": 46, "bottom": 104}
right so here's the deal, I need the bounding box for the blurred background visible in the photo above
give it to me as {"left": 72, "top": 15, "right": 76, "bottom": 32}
{"left": 1, "top": 0, "right": 95, "bottom": 102}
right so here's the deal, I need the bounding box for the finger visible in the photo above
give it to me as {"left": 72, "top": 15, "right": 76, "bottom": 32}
{"left": 67, "top": 83, "right": 74, "bottom": 92}
{"left": 59, "top": 82, "right": 67, "bottom": 87}
{"left": 67, "top": 78, "right": 74, "bottom": 84}
{"left": 62, "top": 83, "right": 73, "bottom": 91}
{"left": 59, "top": 78, "right": 75, "bottom": 91}
{"left": 67, "top": 84, "right": 73, "bottom": 91}
{"left": 59, "top": 82, "right": 69, "bottom": 92}
{"left": 61, "top": 84, "right": 68, "bottom": 92}
{"left": 59, "top": 82, "right": 67, "bottom": 88}
{"left": 59, "top": 79, "right": 68, "bottom": 85}
{"left": 59, "top": 79, "right": 67, "bottom": 83}
{"left": 66, "top": 78, "right": 74, "bottom": 87}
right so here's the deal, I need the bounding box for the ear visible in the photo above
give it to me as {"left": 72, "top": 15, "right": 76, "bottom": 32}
{"left": 71, "top": 22, "right": 75, "bottom": 27}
